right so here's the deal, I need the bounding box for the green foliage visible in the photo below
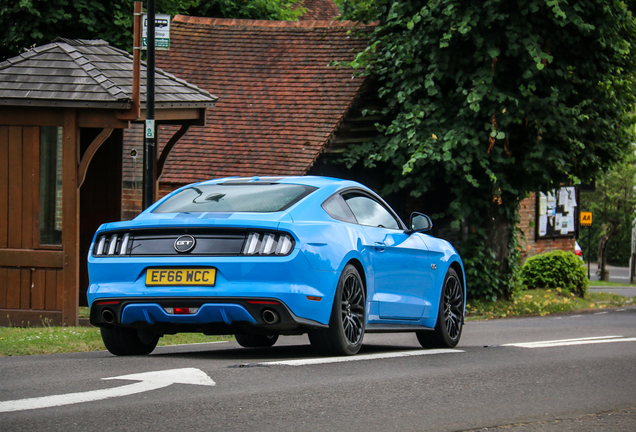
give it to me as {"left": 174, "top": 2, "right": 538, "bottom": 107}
{"left": 461, "top": 210, "right": 523, "bottom": 301}
{"left": 520, "top": 250, "right": 588, "bottom": 297}
{"left": 605, "top": 223, "right": 633, "bottom": 266}
{"left": 0, "top": 0, "right": 303, "bottom": 60}
{"left": 580, "top": 149, "right": 636, "bottom": 268}
{"left": 341, "top": 0, "right": 636, "bottom": 297}
{"left": 579, "top": 204, "right": 633, "bottom": 267}
{"left": 192, "top": 0, "right": 303, "bottom": 21}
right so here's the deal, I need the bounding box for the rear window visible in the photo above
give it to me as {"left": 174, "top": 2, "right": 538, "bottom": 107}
{"left": 153, "top": 184, "right": 316, "bottom": 213}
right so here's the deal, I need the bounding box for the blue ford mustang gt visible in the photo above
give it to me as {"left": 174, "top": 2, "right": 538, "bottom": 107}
{"left": 87, "top": 176, "right": 466, "bottom": 356}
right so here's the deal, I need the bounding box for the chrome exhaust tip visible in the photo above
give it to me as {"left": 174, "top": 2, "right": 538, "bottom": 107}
{"left": 261, "top": 308, "right": 280, "bottom": 325}
{"left": 102, "top": 309, "right": 116, "bottom": 324}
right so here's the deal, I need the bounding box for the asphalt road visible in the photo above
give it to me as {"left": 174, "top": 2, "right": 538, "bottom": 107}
{"left": 585, "top": 263, "right": 629, "bottom": 281}
{"left": 586, "top": 263, "right": 636, "bottom": 297}
{"left": 1, "top": 307, "right": 635, "bottom": 432}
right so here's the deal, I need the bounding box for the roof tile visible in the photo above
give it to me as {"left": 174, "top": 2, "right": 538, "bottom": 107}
{"left": 142, "top": 16, "right": 371, "bottom": 183}
{"left": 0, "top": 38, "right": 217, "bottom": 108}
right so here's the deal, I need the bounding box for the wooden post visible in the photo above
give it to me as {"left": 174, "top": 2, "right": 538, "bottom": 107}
{"left": 62, "top": 109, "right": 79, "bottom": 326}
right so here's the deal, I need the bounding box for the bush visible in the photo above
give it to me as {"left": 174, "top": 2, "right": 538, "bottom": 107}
{"left": 519, "top": 250, "right": 588, "bottom": 297}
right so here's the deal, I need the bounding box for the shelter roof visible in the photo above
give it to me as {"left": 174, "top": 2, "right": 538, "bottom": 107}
{"left": 152, "top": 15, "right": 371, "bottom": 184}
{"left": 0, "top": 38, "right": 217, "bottom": 109}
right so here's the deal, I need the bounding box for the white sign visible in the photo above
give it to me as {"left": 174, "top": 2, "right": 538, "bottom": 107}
{"left": 142, "top": 14, "right": 171, "bottom": 50}
{"left": 0, "top": 368, "right": 215, "bottom": 413}
{"left": 145, "top": 119, "right": 155, "bottom": 139}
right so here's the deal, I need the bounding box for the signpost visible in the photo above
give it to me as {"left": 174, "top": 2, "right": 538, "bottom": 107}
{"left": 580, "top": 211, "right": 593, "bottom": 227}
{"left": 580, "top": 211, "right": 593, "bottom": 279}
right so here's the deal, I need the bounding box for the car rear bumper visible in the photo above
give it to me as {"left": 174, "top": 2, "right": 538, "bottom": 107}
{"left": 90, "top": 296, "right": 328, "bottom": 335}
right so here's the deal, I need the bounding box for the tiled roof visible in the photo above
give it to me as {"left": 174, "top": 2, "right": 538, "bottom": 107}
{"left": 0, "top": 38, "right": 216, "bottom": 109}
{"left": 152, "top": 15, "right": 371, "bottom": 184}
{"left": 299, "top": 0, "right": 341, "bottom": 21}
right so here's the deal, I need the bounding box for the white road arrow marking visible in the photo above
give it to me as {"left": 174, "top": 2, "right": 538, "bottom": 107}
{"left": 503, "top": 335, "right": 636, "bottom": 349}
{"left": 0, "top": 367, "right": 215, "bottom": 413}
{"left": 261, "top": 348, "right": 464, "bottom": 366}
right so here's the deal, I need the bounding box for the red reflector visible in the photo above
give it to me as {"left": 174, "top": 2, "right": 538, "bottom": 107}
{"left": 174, "top": 307, "right": 190, "bottom": 314}
{"left": 247, "top": 300, "right": 279, "bottom": 305}
{"left": 96, "top": 301, "right": 120, "bottom": 305}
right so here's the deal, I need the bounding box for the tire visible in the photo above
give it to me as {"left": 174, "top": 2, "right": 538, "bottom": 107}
{"left": 235, "top": 333, "right": 279, "bottom": 348}
{"left": 417, "top": 267, "right": 464, "bottom": 349}
{"left": 100, "top": 326, "right": 159, "bottom": 356}
{"left": 309, "top": 264, "right": 365, "bottom": 356}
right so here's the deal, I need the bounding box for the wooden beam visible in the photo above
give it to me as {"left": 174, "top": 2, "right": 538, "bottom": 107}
{"left": 0, "top": 126, "right": 8, "bottom": 248}
{"left": 77, "top": 128, "right": 114, "bottom": 188}
{"left": 116, "top": 1, "right": 142, "bottom": 122}
{"left": 7, "top": 127, "right": 22, "bottom": 248}
{"left": 61, "top": 109, "right": 79, "bottom": 326}
{"left": 0, "top": 107, "right": 64, "bottom": 126}
{"left": 78, "top": 110, "right": 130, "bottom": 129}
{"left": 156, "top": 124, "right": 190, "bottom": 178}
{"left": 0, "top": 249, "right": 64, "bottom": 268}
{"left": 140, "top": 108, "right": 208, "bottom": 124}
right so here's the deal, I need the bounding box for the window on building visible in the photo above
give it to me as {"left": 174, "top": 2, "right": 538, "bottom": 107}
{"left": 39, "top": 126, "right": 63, "bottom": 245}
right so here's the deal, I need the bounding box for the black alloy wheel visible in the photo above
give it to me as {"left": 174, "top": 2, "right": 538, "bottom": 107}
{"left": 309, "top": 264, "right": 366, "bottom": 356}
{"left": 417, "top": 267, "right": 464, "bottom": 348}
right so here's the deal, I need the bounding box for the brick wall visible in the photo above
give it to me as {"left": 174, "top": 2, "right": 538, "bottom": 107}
{"left": 518, "top": 193, "right": 575, "bottom": 260}
{"left": 121, "top": 183, "right": 181, "bottom": 220}
{"left": 121, "top": 186, "right": 142, "bottom": 221}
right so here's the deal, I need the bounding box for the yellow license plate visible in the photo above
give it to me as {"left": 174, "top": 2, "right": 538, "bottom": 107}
{"left": 145, "top": 268, "right": 216, "bottom": 286}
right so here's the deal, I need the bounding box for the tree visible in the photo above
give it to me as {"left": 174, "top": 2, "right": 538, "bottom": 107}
{"left": 0, "top": 0, "right": 303, "bottom": 61}
{"left": 341, "top": 0, "right": 636, "bottom": 299}
{"left": 581, "top": 150, "right": 636, "bottom": 279}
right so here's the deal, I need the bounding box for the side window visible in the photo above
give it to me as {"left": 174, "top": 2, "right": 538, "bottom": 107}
{"left": 322, "top": 194, "right": 357, "bottom": 224}
{"left": 39, "top": 126, "right": 63, "bottom": 245}
{"left": 344, "top": 194, "right": 400, "bottom": 230}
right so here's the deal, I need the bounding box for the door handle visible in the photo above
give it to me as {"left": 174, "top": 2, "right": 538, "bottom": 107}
{"left": 374, "top": 242, "right": 386, "bottom": 252}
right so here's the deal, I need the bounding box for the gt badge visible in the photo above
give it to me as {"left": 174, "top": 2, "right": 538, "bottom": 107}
{"left": 174, "top": 235, "right": 196, "bottom": 253}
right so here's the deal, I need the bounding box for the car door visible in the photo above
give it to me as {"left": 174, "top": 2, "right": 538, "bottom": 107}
{"left": 343, "top": 192, "right": 432, "bottom": 320}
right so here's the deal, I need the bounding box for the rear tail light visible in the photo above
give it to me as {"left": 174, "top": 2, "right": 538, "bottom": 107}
{"left": 242, "top": 232, "right": 294, "bottom": 256}
{"left": 93, "top": 232, "right": 130, "bottom": 256}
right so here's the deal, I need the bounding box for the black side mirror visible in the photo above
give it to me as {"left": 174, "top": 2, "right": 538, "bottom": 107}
{"left": 406, "top": 212, "right": 433, "bottom": 234}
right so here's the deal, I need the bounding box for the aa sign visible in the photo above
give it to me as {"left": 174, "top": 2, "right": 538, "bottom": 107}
{"left": 580, "top": 211, "right": 593, "bottom": 227}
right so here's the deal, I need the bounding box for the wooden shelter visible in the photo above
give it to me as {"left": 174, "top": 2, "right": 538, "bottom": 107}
{"left": 0, "top": 38, "right": 216, "bottom": 326}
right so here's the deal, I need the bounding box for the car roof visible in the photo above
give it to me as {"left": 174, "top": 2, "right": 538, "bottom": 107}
{"left": 196, "top": 175, "right": 362, "bottom": 190}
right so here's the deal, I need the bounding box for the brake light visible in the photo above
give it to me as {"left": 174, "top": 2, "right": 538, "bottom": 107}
{"left": 93, "top": 232, "right": 130, "bottom": 256}
{"left": 242, "top": 232, "right": 294, "bottom": 256}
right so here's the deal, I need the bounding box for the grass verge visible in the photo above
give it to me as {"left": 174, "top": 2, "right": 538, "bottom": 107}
{"left": 587, "top": 281, "right": 636, "bottom": 287}
{"left": 466, "top": 289, "right": 635, "bottom": 320}
{"left": 0, "top": 324, "right": 233, "bottom": 357}
{"left": 1, "top": 289, "right": 634, "bottom": 356}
